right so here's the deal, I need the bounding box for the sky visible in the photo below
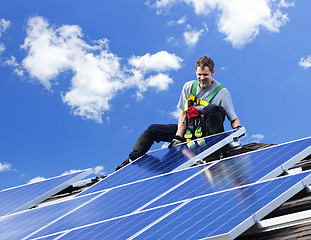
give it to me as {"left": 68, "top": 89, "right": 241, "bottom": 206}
{"left": 1, "top": 0, "right": 311, "bottom": 190}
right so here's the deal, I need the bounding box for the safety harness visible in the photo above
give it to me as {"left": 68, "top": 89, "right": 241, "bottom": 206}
{"left": 184, "top": 80, "right": 224, "bottom": 141}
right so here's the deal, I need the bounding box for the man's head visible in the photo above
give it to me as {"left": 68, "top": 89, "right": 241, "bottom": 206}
{"left": 195, "top": 56, "right": 215, "bottom": 89}
{"left": 195, "top": 56, "right": 214, "bottom": 72}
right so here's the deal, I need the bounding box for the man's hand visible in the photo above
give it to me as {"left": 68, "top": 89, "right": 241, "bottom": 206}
{"left": 233, "top": 125, "right": 245, "bottom": 137}
{"left": 168, "top": 135, "right": 183, "bottom": 148}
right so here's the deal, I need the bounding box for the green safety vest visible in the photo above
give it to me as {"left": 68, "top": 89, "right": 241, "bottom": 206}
{"left": 184, "top": 80, "right": 224, "bottom": 141}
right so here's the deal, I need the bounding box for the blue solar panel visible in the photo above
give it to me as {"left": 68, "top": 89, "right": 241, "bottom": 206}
{"left": 0, "top": 193, "right": 97, "bottom": 240}
{"left": 79, "top": 128, "right": 245, "bottom": 196}
{"left": 20, "top": 140, "right": 311, "bottom": 239}
{"left": 32, "top": 204, "right": 179, "bottom": 240}
{"left": 0, "top": 169, "right": 92, "bottom": 217}
{"left": 33, "top": 171, "right": 311, "bottom": 240}
{"left": 146, "top": 137, "right": 311, "bottom": 208}
{"left": 1, "top": 135, "right": 311, "bottom": 240}
{"left": 131, "top": 171, "right": 311, "bottom": 240}
{"left": 28, "top": 167, "right": 205, "bottom": 238}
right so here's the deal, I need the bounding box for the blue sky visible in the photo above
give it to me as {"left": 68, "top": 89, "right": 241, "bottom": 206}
{"left": 1, "top": 0, "right": 311, "bottom": 189}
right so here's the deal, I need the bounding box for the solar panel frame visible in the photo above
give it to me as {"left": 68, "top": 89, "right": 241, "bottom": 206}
{"left": 2, "top": 134, "right": 311, "bottom": 240}
{"left": 9, "top": 136, "right": 310, "bottom": 240}
{"left": 0, "top": 169, "right": 92, "bottom": 218}
{"left": 30, "top": 171, "right": 311, "bottom": 240}
{"left": 259, "top": 136, "right": 311, "bottom": 181}
{"left": 25, "top": 139, "right": 311, "bottom": 238}
{"left": 0, "top": 192, "right": 98, "bottom": 240}
{"left": 130, "top": 171, "right": 311, "bottom": 240}
{"left": 27, "top": 167, "right": 208, "bottom": 238}
{"left": 139, "top": 137, "right": 311, "bottom": 210}
{"left": 78, "top": 128, "right": 245, "bottom": 196}
{"left": 173, "top": 126, "right": 246, "bottom": 171}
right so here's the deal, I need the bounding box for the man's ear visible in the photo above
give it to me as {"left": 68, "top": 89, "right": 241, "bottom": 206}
{"left": 211, "top": 69, "right": 215, "bottom": 76}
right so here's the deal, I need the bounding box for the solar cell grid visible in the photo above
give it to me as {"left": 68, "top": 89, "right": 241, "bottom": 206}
{"left": 0, "top": 169, "right": 92, "bottom": 217}
{"left": 31, "top": 171, "right": 311, "bottom": 240}
{"left": 1, "top": 134, "right": 311, "bottom": 240}
{"left": 78, "top": 128, "right": 245, "bottom": 196}
{"left": 0, "top": 193, "right": 97, "bottom": 240}
{"left": 133, "top": 171, "right": 311, "bottom": 240}
{"left": 144, "top": 136, "right": 311, "bottom": 209}
{"left": 44, "top": 203, "right": 180, "bottom": 240}
{"left": 28, "top": 166, "right": 206, "bottom": 238}
{"left": 27, "top": 135, "right": 311, "bottom": 239}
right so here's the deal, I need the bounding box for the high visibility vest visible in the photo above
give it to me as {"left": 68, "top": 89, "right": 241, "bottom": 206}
{"left": 184, "top": 80, "right": 224, "bottom": 141}
{"left": 184, "top": 80, "right": 225, "bottom": 111}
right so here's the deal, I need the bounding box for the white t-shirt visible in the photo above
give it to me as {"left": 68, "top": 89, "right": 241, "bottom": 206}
{"left": 177, "top": 79, "right": 237, "bottom": 122}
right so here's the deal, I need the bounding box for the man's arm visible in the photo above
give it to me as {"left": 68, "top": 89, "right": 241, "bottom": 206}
{"left": 168, "top": 111, "right": 187, "bottom": 148}
{"left": 176, "top": 111, "right": 187, "bottom": 138}
{"left": 231, "top": 117, "right": 240, "bottom": 129}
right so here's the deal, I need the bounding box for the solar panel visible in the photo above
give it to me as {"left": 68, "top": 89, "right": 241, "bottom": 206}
{"left": 146, "top": 137, "right": 311, "bottom": 208}
{"left": 0, "top": 193, "right": 98, "bottom": 240}
{"left": 30, "top": 203, "right": 180, "bottom": 240}
{"left": 79, "top": 127, "right": 246, "bottom": 196}
{"left": 31, "top": 171, "right": 311, "bottom": 240}
{"left": 132, "top": 171, "right": 311, "bottom": 240}
{"left": 1, "top": 135, "right": 311, "bottom": 240}
{"left": 0, "top": 169, "right": 92, "bottom": 217}
{"left": 17, "top": 137, "right": 311, "bottom": 239}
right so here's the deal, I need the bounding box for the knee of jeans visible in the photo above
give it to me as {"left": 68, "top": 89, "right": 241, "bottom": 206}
{"left": 147, "top": 124, "right": 157, "bottom": 135}
{"left": 203, "top": 104, "right": 221, "bottom": 115}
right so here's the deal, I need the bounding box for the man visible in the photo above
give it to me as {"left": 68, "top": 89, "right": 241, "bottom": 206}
{"left": 116, "top": 56, "right": 240, "bottom": 171}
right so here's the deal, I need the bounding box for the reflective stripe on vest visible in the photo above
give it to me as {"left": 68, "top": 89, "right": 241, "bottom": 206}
{"left": 184, "top": 80, "right": 225, "bottom": 111}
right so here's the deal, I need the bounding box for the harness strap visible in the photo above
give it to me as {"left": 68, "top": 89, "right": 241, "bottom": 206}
{"left": 205, "top": 84, "right": 225, "bottom": 103}
{"left": 191, "top": 79, "right": 199, "bottom": 96}
{"left": 184, "top": 80, "right": 225, "bottom": 141}
{"left": 184, "top": 81, "right": 225, "bottom": 111}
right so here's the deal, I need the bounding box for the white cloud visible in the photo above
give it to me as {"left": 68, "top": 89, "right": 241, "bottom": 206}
{"left": 93, "top": 165, "right": 105, "bottom": 175}
{"left": 27, "top": 166, "right": 104, "bottom": 185}
{"left": 0, "top": 43, "right": 5, "bottom": 55}
{"left": 128, "top": 51, "right": 182, "bottom": 72}
{"left": 251, "top": 133, "right": 264, "bottom": 142}
{"left": 279, "top": 0, "right": 294, "bottom": 8}
{"left": 61, "top": 169, "right": 81, "bottom": 175}
{"left": 0, "top": 18, "right": 10, "bottom": 37}
{"left": 62, "top": 166, "right": 105, "bottom": 176}
{"left": 3, "top": 56, "right": 25, "bottom": 76}
{"left": 151, "top": 0, "right": 179, "bottom": 14}
{"left": 17, "top": 16, "right": 183, "bottom": 123}
{"left": 146, "top": 73, "right": 173, "bottom": 91}
{"left": 121, "top": 125, "right": 134, "bottom": 136}
{"left": 28, "top": 176, "right": 46, "bottom": 184}
{"left": 152, "top": 0, "right": 292, "bottom": 48}
{"left": 127, "top": 51, "right": 182, "bottom": 94}
{"left": 183, "top": 28, "right": 204, "bottom": 48}
{"left": 0, "top": 162, "right": 13, "bottom": 172}
{"left": 4, "top": 56, "right": 19, "bottom": 67}
{"left": 0, "top": 18, "right": 11, "bottom": 56}
{"left": 168, "top": 16, "right": 187, "bottom": 26}
{"left": 299, "top": 56, "right": 311, "bottom": 69}
{"left": 170, "top": 107, "right": 182, "bottom": 119}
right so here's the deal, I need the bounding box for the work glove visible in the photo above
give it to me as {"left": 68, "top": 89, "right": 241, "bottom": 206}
{"left": 168, "top": 135, "right": 183, "bottom": 148}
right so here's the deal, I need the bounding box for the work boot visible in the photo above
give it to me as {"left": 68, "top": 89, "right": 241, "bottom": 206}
{"left": 115, "top": 159, "right": 132, "bottom": 171}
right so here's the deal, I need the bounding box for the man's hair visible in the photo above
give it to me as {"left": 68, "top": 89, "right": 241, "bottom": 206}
{"left": 195, "top": 56, "right": 214, "bottom": 72}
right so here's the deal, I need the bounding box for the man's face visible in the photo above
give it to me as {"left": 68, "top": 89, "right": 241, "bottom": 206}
{"left": 196, "top": 66, "right": 214, "bottom": 89}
